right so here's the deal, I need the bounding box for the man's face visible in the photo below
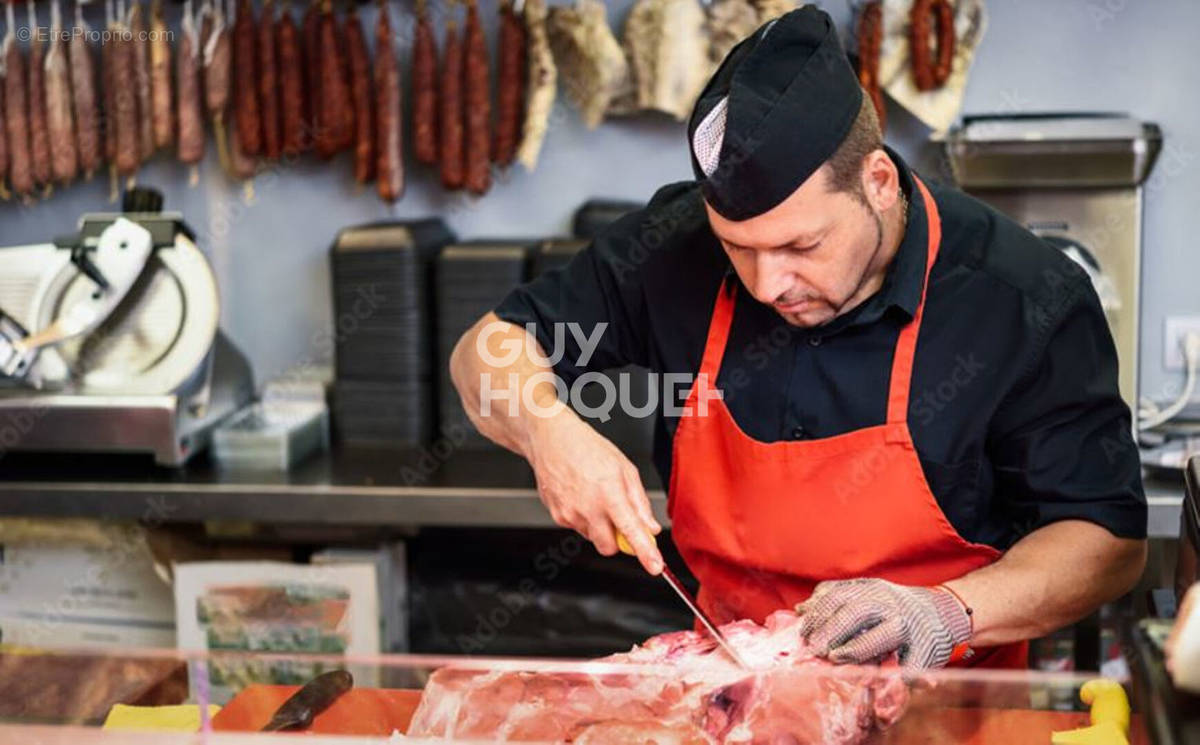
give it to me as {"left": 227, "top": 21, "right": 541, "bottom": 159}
{"left": 706, "top": 165, "right": 885, "bottom": 328}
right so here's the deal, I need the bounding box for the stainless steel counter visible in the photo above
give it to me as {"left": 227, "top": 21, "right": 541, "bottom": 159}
{"left": 0, "top": 448, "right": 1186, "bottom": 536}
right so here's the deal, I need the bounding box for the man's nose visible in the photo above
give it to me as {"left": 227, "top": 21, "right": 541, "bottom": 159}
{"left": 751, "top": 252, "right": 790, "bottom": 304}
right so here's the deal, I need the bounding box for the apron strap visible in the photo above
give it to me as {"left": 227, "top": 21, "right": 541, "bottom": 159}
{"left": 696, "top": 274, "right": 738, "bottom": 381}
{"left": 886, "top": 175, "right": 943, "bottom": 426}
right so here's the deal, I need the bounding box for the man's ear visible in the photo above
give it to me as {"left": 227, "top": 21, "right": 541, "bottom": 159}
{"left": 860, "top": 149, "right": 900, "bottom": 212}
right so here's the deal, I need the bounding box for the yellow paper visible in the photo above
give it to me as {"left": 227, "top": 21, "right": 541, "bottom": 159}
{"left": 102, "top": 704, "right": 221, "bottom": 732}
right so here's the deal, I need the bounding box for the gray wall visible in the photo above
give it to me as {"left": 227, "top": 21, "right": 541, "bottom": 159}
{"left": 1, "top": 0, "right": 1196, "bottom": 407}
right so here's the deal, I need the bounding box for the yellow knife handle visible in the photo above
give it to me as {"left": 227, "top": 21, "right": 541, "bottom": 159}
{"left": 616, "top": 533, "right": 636, "bottom": 556}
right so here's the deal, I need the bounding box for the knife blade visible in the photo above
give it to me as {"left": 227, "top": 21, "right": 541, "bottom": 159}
{"left": 617, "top": 533, "right": 751, "bottom": 670}
{"left": 260, "top": 670, "right": 354, "bottom": 732}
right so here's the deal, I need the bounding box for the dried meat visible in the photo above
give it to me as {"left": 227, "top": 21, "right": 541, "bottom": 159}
{"left": 546, "top": 0, "right": 627, "bottom": 129}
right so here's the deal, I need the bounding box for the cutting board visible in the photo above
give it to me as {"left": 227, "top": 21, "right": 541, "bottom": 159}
{"left": 213, "top": 685, "right": 1148, "bottom": 743}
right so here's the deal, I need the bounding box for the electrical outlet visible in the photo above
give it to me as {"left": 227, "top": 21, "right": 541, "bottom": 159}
{"left": 1163, "top": 316, "right": 1200, "bottom": 371}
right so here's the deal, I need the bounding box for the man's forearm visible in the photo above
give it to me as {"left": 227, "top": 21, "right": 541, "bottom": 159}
{"left": 943, "top": 520, "right": 1146, "bottom": 647}
{"left": 449, "top": 312, "right": 574, "bottom": 457}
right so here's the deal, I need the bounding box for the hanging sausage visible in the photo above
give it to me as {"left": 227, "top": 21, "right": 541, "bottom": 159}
{"left": 149, "top": 0, "right": 173, "bottom": 149}
{"left": 314, "top": 0, "right": 353, "bottom": 158}
{"left": 258, "top": 0, "right": 280, "bottom": 159}
{"left": 856, "top": 0, "right": 885, "bottom": 132}
{"left": 70, "top": 0, "right": 102, "bottom": 178}
{"left": 462, "top": 0, "right": 490, "bottom": 194}
{"left": 411, "top": 0, "right": 437, "bottom": 166}
{"left": 492, "top": 0, "right": 525, "bottom": 167}
{"left": 344, "top": 2, "right": 373, "bottom": 183}
{"left": 226, "top": 116, "right": 256, "bottom": 203}
{"left": 277, "top": 0, "right": 305, "bottom": 156}
{"left": 45, "top": 0, "right": 78, "bottom": 185}
{"left": 202, "top": 0, "right": 232, "bottom": 170}
{"left": 5, "top": 0, "right": 35, "bottom": 199}
{"left": 300, "top": 0, "right": 320, "bottom": 146}
{"left": 233, "top": 0, "right": 261, "bottom": 156}
{"left": 27, "top": 0, "right": 52, "bottom": 193}
{"left": 129, "top": 0, "right": 154, "bottom": 159}
{"left": 437, "top": 3, "right": 464, "bottom": 189}
{"left": 374, "top": 0, "right": 402, "bottom": 201}
{"left": 177, "top": 0, "right": 206, "bottom": 176}
{"left": 909, "top": 0, "right": 954, "bottom": 91}
{"left": 113, "top": 0, "right": 141, "bottom": 179}
{"left": 100, "top": 0, "right": 117, "bottom": 192}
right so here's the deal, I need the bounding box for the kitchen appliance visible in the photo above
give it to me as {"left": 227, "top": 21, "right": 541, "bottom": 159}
{"left": 0, "top": 189, "right": 253, "bottom": 465}
{"left": 944, "top": 113, "right": 1162, "bottom": 409}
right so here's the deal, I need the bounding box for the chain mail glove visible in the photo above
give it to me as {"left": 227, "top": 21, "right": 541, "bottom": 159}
{"left": 797, "top": 578, "right": 972, "bottom": 671}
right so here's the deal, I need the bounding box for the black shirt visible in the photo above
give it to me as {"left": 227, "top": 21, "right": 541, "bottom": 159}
{"left": 495, "top": 151, "right": 1147, "bottom": 550}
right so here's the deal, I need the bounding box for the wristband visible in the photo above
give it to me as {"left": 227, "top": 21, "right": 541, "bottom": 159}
{"left": 937, "top": 584, "right": 975, "bottom": 635}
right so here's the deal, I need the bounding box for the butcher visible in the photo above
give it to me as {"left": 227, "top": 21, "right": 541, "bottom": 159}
{"left": 449, "top": 7, "right": 1147, "bottom": 670}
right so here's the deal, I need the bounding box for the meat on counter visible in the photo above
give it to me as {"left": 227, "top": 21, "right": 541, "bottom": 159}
{"left": 408, "top": 608, "right": 908, "bottom": 744}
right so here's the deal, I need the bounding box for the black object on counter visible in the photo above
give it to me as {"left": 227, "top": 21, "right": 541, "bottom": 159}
{"left": 408, "top": 527, "right": 693, "bottom": 657}
{"left": 531, "top": 237, "right": 589, "bottom": 276}
{"left": 435, "top": 241, "right": 533, "bottom": 444}
{"left": 261, "top": 670, "right": 354, "bottom": 732}
{"left": 571, "top": 199, "right": 643, "bottom": 239}
{"left": 331, "top": 219, "right": 456, "bottom": 447}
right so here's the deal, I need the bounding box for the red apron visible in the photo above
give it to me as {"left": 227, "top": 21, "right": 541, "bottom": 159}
{"left": 668, "top": 176, "right": 1028, "bottom": 669}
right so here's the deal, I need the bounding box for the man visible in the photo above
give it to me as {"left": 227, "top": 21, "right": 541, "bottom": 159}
{"left": 450, "top": 7, "right": 1147, "bottom": 670}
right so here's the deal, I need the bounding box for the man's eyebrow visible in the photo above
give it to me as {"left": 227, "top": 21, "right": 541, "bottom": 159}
{"left": 721, "top": 231, "right": 821, "bottom": 252}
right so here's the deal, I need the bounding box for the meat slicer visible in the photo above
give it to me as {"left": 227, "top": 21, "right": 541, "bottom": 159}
{"left": 0, "top": 188, "right": 253, "bottom": 465}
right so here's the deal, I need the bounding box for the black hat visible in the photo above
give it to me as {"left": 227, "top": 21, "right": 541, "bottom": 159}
{"left": 688, "top": 7, "right": 863, "bottom": 221}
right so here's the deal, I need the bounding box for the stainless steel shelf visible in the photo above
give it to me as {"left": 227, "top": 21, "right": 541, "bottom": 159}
{"left": 0, "top": 448, "right": 1183, "bottom": 536}
{"left": 0, "top": 447, "right": 669, "bottom": 528}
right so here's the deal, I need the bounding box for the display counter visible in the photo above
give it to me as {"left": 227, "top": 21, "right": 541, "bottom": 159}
{"left": 0, "top": 639, "right": 1187, "bottom": 744}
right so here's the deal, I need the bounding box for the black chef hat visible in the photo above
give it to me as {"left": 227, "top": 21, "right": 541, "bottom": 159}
{"left": 688, "top": 6, "right": 863, "bottom": 221}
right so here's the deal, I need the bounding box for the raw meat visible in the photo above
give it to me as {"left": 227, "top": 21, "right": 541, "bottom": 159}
{"left": 407, "top": 609, "right": 908, "bottom": 744}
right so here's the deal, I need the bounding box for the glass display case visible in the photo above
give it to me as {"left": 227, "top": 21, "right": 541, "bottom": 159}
{"left": 0, "top": 643, "right": 1172, "bottom": 744}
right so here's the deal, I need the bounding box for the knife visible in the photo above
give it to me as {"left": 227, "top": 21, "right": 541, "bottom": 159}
{"left": 260, "top": 670, "right": 354, "bottom": 732}
{"left": 617, "top": 533, "right": 751, "bottom": 670}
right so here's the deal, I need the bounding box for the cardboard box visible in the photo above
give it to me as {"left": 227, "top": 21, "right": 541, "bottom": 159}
{"left": 173, "top": 561, "right": 380, "bottom": 703}
{"left": 312, "top": 542, "right": 408, "bottom": 653}
{"left": 0, "top": 540, "right": 175, "bottom": 649}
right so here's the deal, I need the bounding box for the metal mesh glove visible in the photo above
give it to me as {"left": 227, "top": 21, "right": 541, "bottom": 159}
{"left": 797, "top": 578, "right": 971, "bottom": 671}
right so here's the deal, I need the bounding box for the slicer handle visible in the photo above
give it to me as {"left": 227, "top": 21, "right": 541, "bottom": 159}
{"left": 72, "top": 248, "right": 111, "bottom": 292}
